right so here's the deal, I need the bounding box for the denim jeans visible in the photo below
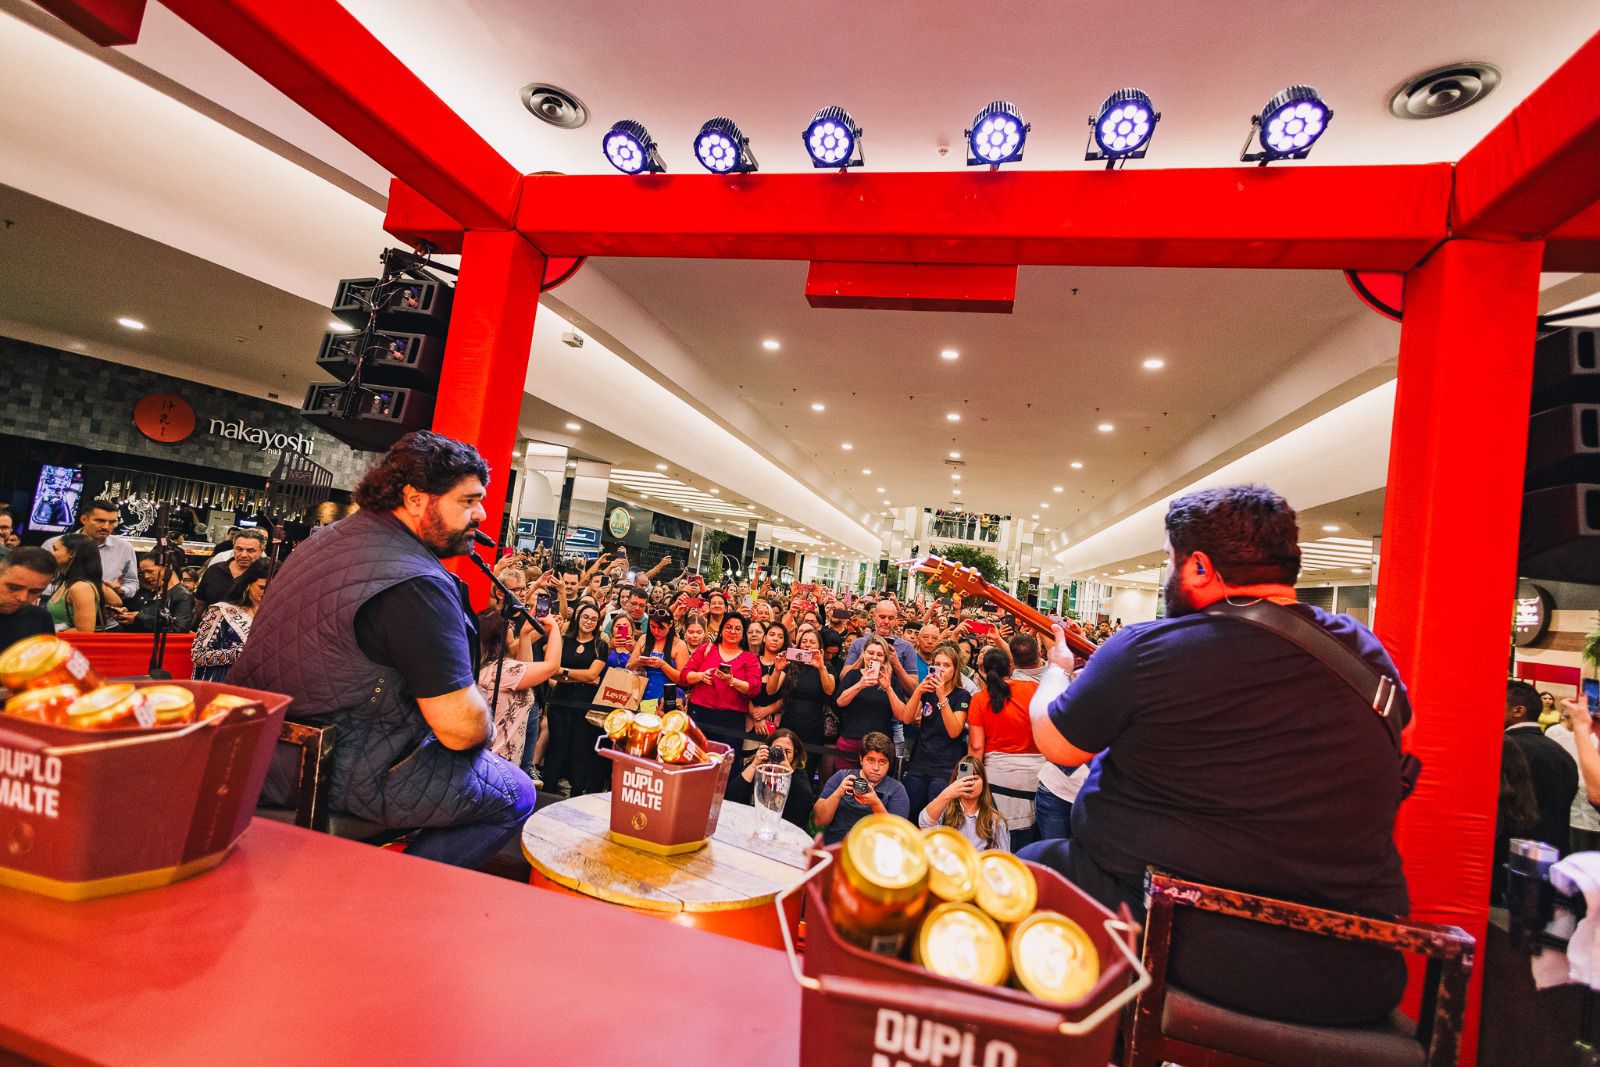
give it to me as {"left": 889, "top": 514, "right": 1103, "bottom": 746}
{"left": 1034, "top": 784, "right": 1074, "bottom": 842}
{"left": 520, "top": 704, "right": 542, "bottom": 777}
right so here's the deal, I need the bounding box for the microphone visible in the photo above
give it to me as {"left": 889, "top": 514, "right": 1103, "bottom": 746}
{"left": 470, "top": 529, "right": 497, "bottom": 549}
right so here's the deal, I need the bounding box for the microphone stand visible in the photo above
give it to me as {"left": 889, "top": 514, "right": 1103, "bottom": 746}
{"left": 463, "top": 546, "right": 539, "bottom": 726}
{"left": 147, "top": 503, "right": 173, "bottom": 680}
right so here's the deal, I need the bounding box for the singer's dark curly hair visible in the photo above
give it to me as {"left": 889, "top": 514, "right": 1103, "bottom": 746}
{"left": 353, "top": 431, "right": 491, "bottom": 511}
{"left": 1165, "top": 484, "right": 1301, "bottom": 587}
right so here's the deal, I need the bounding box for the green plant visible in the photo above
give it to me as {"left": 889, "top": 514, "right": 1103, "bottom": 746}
{"left": 933, "top": 543, "right": 1008, "bottom": 585}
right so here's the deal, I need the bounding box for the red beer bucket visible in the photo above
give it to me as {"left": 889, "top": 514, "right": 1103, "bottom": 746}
{"left": 0, "top": 681, "right": 288, "bottom": 900}
{"left": 777, "top": 846, "right": 1149, "bottom": 1067}
{"left": 597, "top": 737, "right": 734, "bottom": 855}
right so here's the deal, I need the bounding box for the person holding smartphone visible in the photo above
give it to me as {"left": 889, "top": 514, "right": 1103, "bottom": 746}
{"left": 681, "top": 613, "right": 762, "bottom": 751}
{"left": 901, "top": 643, "right": 972, "bottom": 817}
{"left": 727, "top": 730, "right": 815, "bottom": 829}
{"left": 628, "top": 607, "right": 687, "bottom": 716}
{"left": 835, "top": 636, "right": 910, "bottom": 770}
{"left": 813, "top": 731, "right": 909, "bottom": 845}
{"left": 918, "top": 761, "right": 1009, "bottom": 852}
{"left": 767, "top": 624, "right": 836, "bottom": 755}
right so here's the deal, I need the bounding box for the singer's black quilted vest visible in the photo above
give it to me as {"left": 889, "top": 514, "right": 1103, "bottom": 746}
{"left": 232, "top": 508, "right": 464, "bottom": 820}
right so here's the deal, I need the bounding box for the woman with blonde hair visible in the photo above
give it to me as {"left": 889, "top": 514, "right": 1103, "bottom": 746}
{"left": 918, "top": 760, "right": 1009, "bottom": 851}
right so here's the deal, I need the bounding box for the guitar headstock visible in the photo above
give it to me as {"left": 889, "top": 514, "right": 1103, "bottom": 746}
{"left": 910, "top": 555, "right": 988, "bottom": 598}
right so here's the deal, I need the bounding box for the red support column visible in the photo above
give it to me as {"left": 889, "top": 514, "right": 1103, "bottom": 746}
{"left": 433, "top": 229, "right": 545, "bottom": 605}
{"left": 1373, "top": 238, "right": 1544, "bottom": 1066}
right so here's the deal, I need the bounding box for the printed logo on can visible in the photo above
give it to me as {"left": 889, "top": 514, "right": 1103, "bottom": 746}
{"left": 631, "top": 811, "right": 648, "bottom": 831}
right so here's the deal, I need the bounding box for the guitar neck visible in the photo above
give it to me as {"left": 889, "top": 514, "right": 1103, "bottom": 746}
{"left": 964, "top": 577, "right": 1097, "bottom": 659}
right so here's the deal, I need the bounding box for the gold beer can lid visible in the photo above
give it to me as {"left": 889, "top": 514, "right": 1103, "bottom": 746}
{"left": 974, "top": 849, "right": 1038, "bottom": 925}
{"left": 843, "top": 813, "right": 928, "bottom": 903}
{"left": 656, "top": 729, "right": 688, "bottom": 763}
{"left": 632, "top": 711, "right": 662, "bottom": 731}
{"left": 603, "top": 707, "right": 635, "bottom": 739}
{"left": 659, "top": 709, "right": 688, "bottom": 734}
{"left": 0, "top": 635, "right": 72, "bottom": 688}
{"left": 922, "top": 825, "right": 979, "bottom": 903}
{"left": 141, "top": 685, "right": 197, "bottom": 723}
{"left": 66, "top": 683, "right": 150, "bottom": 728}
{"left": 1010, "top": 910, "right": 1100, "bottom": 1004}
{"left": 916, "top": 902, "right": 1008, "bottom": 986}
{"left": 4, "top": 683, "right": 80, "bottom": 719}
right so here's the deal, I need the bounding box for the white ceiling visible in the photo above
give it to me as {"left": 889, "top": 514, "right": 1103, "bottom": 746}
{"left": 3, "top": 0, "right": 1599, "bottom": 576}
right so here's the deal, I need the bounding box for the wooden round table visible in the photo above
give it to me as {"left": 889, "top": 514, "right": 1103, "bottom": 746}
{"left": 522, "top": 792, "right": 812, "bottom": 949}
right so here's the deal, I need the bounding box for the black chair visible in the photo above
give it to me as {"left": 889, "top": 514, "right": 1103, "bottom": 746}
{"left": 1124, "top": 870, "right": 1475, "bottom": 1067}
{"left": 255, "top": 720, "right": 410, "bottom": 845}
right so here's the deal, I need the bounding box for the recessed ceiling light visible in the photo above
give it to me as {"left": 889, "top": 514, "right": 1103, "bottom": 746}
{"left": 946, "top": 413, "right": 961, "bottom": 422}
{"left": 1351, "top": 567, "right": 1366, "bottom": 573}
{"left": 762, "top": 339, "right": 780, "bottom": 351}
{"left": 1070, "top": 461, "right": 1083, "bottom": 469}
{"left": 328, "top": 319, "right": 355, "bottom": 333}
{"left": 952, "top": 473, "right": 960, "bottom": 480}
{"left": 117, "top": 317, "right": 145, "bottom": 330}
{"left": 709, "top": 488, "right": 719, "bottom": 494}
{"left": 1142, "top": 357, "right": 1165, "bottom": 370}
{"left": 1032, "top": 513, "right": 1039, "bottom": 519}
{"left": 876, "top": 486, "right": 885, "bottom": 492}
{"left": 940, "top": 349, "right": 959, "bottom": 361}
{"left": 1041, "top": 503, "right": 1050, "bottom": 509}
{"left": 884, "top": 500, "right": 892, "bottom": 505}
{"left": 948, "top": 451, "right": 961, "bottom": 459}
{"left": 1322, "top": 524, "right": 1341, "bottom": 532}
{"left": 841, "top": 442, "right": 854, "bottom": 450}
{"left": 655, "top": 463, "right": 668, "bottom": 471}
{"left": 861, "top": 468, "right": 872, "bottom": 475}
{"left": 640, "top": 493, "right": 649, "bottom": 499}
{"left": 811, "top": 402, "right": 826, "bottom": 412}
{"left": 1052, "top": 485, "right": 1063, "bottom": 493}
{"left": 565, "top": 421, "right": 581, "bottom": 431}
{"left": 1097, "top": 422, "right": 1114, "bottom": 433}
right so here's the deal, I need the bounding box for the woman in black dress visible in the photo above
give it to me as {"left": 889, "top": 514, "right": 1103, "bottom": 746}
{"left": 541, "top": 602, "right": 608, "bottom": 795}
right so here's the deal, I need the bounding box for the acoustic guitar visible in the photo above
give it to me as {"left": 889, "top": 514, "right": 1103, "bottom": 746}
{"left": 907, "top": 555, "right": 1098, "bottom": 659}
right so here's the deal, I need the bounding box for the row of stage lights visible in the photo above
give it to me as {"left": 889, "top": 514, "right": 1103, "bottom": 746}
{"left": 602, "top": 85, "right": 1332, "bottom": 176}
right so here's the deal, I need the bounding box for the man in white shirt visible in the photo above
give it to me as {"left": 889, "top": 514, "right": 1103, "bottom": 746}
{"left": 43, "top": 499, "right": 138, "bottom": 600}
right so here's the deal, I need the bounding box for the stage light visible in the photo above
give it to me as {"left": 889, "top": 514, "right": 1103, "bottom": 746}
{"left": 965, "top": 100, "right": 1029, "bottom": 167}
{"left": 1241, "top": 85, "right": 1332, "bottom": 165}
{"left": 602, "top": 119, "right": 665, "bottom": 174}
{"left": 694, "top": 117, "right": 758, "bottom": 174}
{"left": 802, "top": 106, "right": 863, "bottom": 169}
{"left": 1086, "top": 88, "right": 1159, "bottom": 168}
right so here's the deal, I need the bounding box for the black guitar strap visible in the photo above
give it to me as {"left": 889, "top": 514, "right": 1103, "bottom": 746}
{"left": 1205, "top": 600, "right": 1420, "bottom": 798}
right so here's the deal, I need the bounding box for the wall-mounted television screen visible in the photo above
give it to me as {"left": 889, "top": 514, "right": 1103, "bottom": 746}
{"left": 29, "top": 465, "right": 82, "bottom": 532}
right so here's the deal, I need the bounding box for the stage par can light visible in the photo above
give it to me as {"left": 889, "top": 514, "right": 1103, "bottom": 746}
{"left": 1087, "top": 88, "right": 1159, "bottom": 167}
{"left": 602, "top": 119, "right": 665, "bottom": 174}
{"left": 966, "top": 100, "right": 1029, "bottom": 167}
{"left": 694, "top": 116, "right": 759, "bottom": 174}
{"left": 1241, "top": 85, "right": 1332, "bottom": 164}
{"left": 803, "top": 106, "right": 863, "bottom": 169}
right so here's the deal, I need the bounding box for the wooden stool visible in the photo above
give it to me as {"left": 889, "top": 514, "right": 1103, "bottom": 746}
{"left": 522, "top": 792, "right": 811, "bottom": 949}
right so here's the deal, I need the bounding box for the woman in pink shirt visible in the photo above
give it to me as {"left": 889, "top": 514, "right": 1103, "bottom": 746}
{"left": 682, "top": 613, "right": 763, "bottom": 750}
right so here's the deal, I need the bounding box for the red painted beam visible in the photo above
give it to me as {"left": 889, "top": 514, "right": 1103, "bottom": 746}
{"left": 515, "top": 165, "right": 1453, "bottom": 270}
{"left": 1544, "top": 199, "right": 1600, "bottom": 271}
{"left": 1454, "top": 30, "right": 1600, "bottom": 240}
{"left": 805, "top": 262, "right": 1017, "bottom": 312}
{"left": 29, "top": 0, "right": 147, "bottom": 45}
{"left": 1375, "top": 238, "right": 1545, "bottom": 1067}
{"left": 384, "top": 179, "right": 584, "bottom": 290}
{"left": 161, "top": 0, "right": 520, "bottom": 230}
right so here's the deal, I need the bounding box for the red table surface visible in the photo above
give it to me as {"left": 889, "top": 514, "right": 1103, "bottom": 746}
{"left": 0, "top": 818, "right": 802, "bottom": 1066}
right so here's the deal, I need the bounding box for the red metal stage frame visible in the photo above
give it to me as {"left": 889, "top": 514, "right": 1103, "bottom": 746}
{"left": 35, "top": 3, "right": 1600, "bottom": 1061}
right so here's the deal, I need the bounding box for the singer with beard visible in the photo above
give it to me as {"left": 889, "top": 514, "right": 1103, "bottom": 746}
{"left": 1021, "top": 484, "right": 1412, "bottom": 1028}
{"left": 234, "top": 431, "right": 545, "bottom": 870}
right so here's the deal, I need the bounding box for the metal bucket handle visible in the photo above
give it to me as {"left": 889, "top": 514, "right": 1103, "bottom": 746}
{"left": 42, "top": 714, "right": 218, "bottom": 757}
{"left": 776, "top": 848, "right": 1151, "bottom": 1039}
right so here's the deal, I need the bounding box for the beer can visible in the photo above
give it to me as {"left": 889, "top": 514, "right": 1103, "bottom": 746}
{"left": 603, "top": 707, "right": 635, "bottom": 744}
{"left": 829, "top": 813, "right": 929, "bottom": 957}
{"left": 199, "top": 693, "right": 257, "bottom": 720}
{"left": 66, "top": 684, "right": 155, "bottom": 730}
{"left": 974, "top": 849, "right": 1038, "bottom": 925}
{"left": 660, "top": 709, "right": 712, "bottom": 752}
{"left": 0, "top": 634, "right": 103, "bottom": 695}
{"left": 3, "top": 683, "right": 80, "bottom": 725}
{"left": 913, "top": 902, "right": 1009, "bottom": 986}
{"left": 625, "top": 711, "right": 663, "bottom": 758}
{"left": 1009, "top": 911, "right": 1100, "bottom": 1004}
{"left": 921, "top": 825, "right": 979, "bottom": 904}
{"left": 140, "top": 685, "right": 198, "bottom": 726}
{"left": 656, "top": 729, "right": 710, "bottom": 765}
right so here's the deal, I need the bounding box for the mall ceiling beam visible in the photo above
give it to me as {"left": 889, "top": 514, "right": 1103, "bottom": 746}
{"left": 1453, "top": 28, "right": 1600, "bottom": 240}
{"left": 29, "top": 0, "right": 147, "bottom": 45}
{"left": 515, "top": 165, "right": 1453, "bottom": 271}
{"left": 384, "top": 178, "right": 586, "bottom": 291}
{"left": 158, "top": 0, "right": 521, "bottom": 230}
{"left": 1543, "top": 199, "right": 1600, "bottom": 272}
